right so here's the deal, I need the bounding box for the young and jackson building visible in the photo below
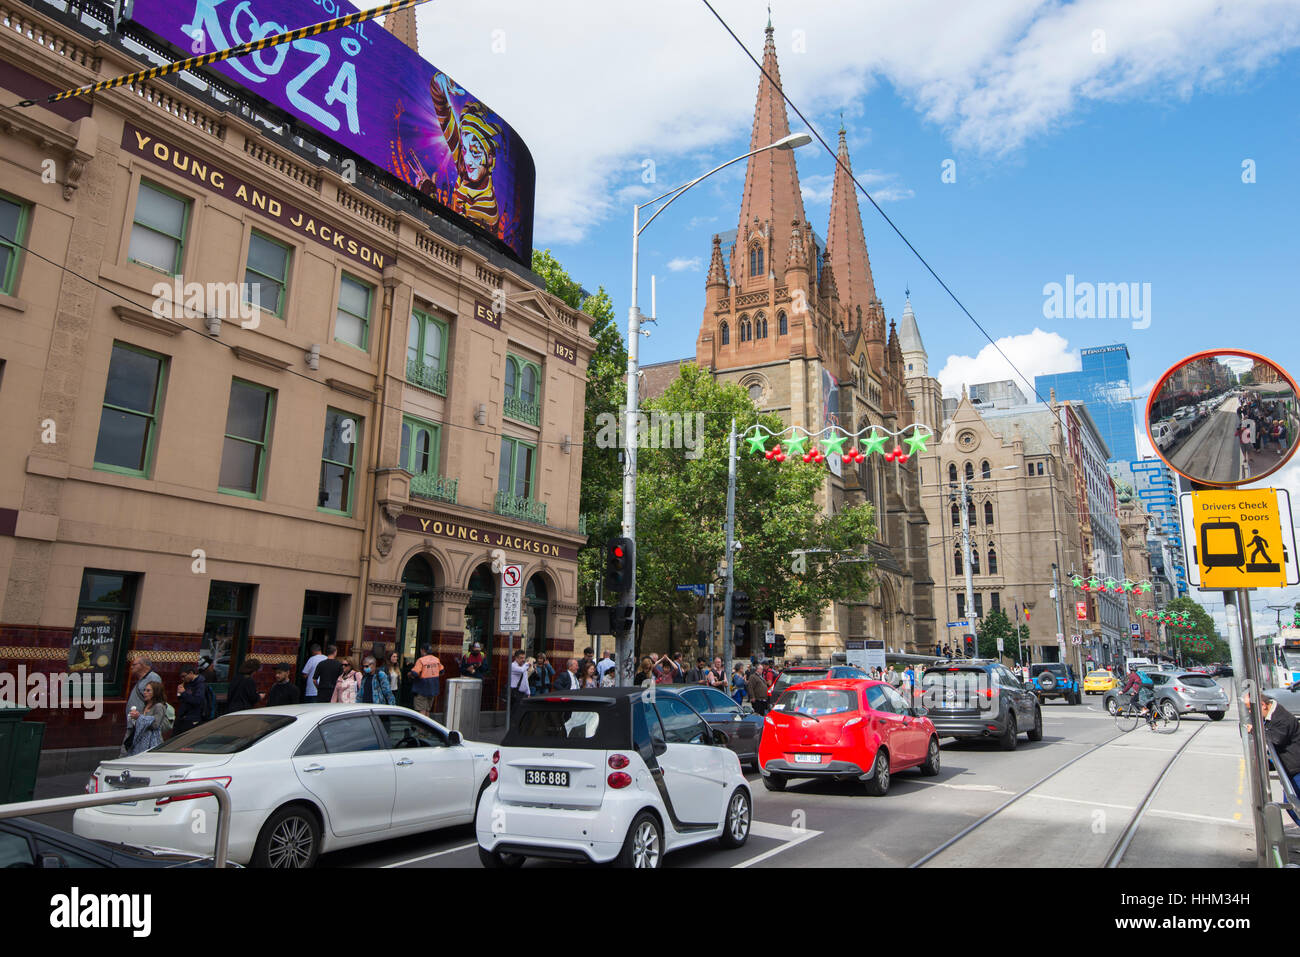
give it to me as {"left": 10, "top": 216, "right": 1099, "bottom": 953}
{"left": 0, "top": 1, "right": 591, "bottom": 758}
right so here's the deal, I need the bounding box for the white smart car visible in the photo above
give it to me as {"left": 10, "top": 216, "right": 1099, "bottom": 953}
{"left": 75, "top": 705, "right": 493, "bottom": 867}
{"left": 476, "top": 687, "right": 752, "bottom": 868}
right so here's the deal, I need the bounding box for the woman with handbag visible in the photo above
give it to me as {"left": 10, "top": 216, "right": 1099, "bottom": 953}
{"left": 126, "top": 681, "right": 168, "bottom": 755}
{"left": 330, "top": 659, "right": 362, "bottom": 703}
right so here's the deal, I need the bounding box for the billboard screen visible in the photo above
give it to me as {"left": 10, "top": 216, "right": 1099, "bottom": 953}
{"left": 127, "top": 0, "right": 535, "bottom": 263}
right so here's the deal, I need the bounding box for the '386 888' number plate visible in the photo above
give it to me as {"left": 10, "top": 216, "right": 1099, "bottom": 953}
{"left": 525, "top": 769, "right": 569, "bottom": 787}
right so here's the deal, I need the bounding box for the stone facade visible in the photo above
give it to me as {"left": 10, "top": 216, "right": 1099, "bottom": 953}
{"left": 0, "top": 3, "right": 591, "bottom": 751}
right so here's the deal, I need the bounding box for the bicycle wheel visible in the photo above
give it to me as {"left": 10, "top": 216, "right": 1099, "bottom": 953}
{"left": 1115, "top": 705, "right": 1139, "bottom": 734}
{"left": 1151, "top": 701, "right": 1180, "bottom": 734}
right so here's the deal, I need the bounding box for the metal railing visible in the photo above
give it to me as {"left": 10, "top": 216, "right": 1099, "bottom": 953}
{"left": 495, "top": 490, "right": 546, "bottom": 525}
{"left": 405, "top": 359, "right": 448, "bottom": 395}
{"left": 503, "top": 393, "right": 540, "bottom": 426}
{"left": 0, "top": 781, "right": 232, "bottom": 867}
{"left": 410, "top": 473, "right": 458, "bottom": 504}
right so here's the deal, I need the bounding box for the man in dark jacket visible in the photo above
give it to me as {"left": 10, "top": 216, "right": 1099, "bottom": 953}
{"left": 313, "top": 644, "right": 343, "bottom": 705}
{"left": 746, "top": 667, "right": 771, "bottom": 715}
{"left": 266, "top": 662, "right": 301, "bottom": 707}
{"left": 1247, "top": 692, "right": 1300, "bottom": 825}
{"left": 175, "top": 665, "right": 207, "bottom": 735}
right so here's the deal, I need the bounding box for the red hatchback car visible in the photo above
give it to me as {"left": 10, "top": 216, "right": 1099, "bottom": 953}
{"left": 758, "top": 678, "right": 940, "bottom": 796}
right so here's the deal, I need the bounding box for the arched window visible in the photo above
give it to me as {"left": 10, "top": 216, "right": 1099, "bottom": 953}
{"left": 954, "top": 550, "right": 962, "bottom": 575}
{"left": 984, "top": 501, "right": 994, "bottom": 525}
{"left": 971, "top": 550, "right": 980, "bottom": 575}
{"left": 741, "top": 317, "right": 752, "bottom": 341}
{"left": 951, "top": 503, "right": 960, "bottom": 526}
{"left": 948, "top": 463, "right": 958, "bottom": 485}
{"left": 521, "top": 364, "right": 537, "bottom": 406}
{"left": 756, "top": 314, "right": 767, "bottom": 338}
{"left": 720, "top": 321, "right": 729, "bottom": 345}
{"left": 504, "top": 356, "right": 517, "bottom": 397}
{"left": 965, "top": 462, "right": 975, "bottom": 481}
{"left": 749, "top": 244, "right": 764, "bottom": 278}
{"left": 981, "top": 460, "right": 991, "bottom": 479}
{"left": 778, "top": 311, "right": 788, "bottom": 335}
{"left": 988, "top": 546, "right": 998, "bottom": 575}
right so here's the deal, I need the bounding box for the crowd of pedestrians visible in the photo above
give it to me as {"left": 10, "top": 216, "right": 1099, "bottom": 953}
{"left": 1238, "top": 392, "right": 1291, "bottom": 459}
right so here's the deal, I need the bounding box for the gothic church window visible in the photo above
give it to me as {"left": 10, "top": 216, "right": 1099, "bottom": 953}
{"left": 720, "top": 321, "right": 729, "bottom": 345}
{"left": 749, "top": 244, "right": 764, "bottom": 278}
{"left": 778, "top": 311, "right": 788, "bottom": 335}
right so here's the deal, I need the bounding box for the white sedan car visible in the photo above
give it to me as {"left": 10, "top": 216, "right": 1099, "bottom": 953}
{"left": 74, "top": 705, "right": 493, "bottom": 867}
{"left": 477, "top": 688, "right": 752, "bottom": 868}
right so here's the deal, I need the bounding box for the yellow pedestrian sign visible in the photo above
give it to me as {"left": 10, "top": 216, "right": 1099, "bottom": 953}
{"left": 1187, "top": 488, "right": 1289, "bottom": 588}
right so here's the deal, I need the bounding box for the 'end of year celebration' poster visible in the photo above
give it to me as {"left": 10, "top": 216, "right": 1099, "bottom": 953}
{"left": 128, "top": 0, "right": 536, "bottom": 263}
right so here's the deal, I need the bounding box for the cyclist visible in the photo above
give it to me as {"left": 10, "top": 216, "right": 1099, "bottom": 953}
{"left": 1120, "top": 665, "right": 1155, "bottom": 723}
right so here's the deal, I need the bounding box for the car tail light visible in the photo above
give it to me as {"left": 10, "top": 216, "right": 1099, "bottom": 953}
{"left": 488, "top": 766, "right": 498, "bottom": 783}
{"left": 156, "top": 776, "right": 231, "bottom": 805}
{"left": 607, "top": 771, "right": 632, "bottom": 789}
{"left": 492, "top": 749, "right": 500, "bottom": 764}
{"left": 608, "top": 753, "right": 630, "bottom": 770}
{"left": 985, "top": 688, "right": 998, "bottom": 699}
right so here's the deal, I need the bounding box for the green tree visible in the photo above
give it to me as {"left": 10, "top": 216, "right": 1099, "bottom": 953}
{"left": 629, "top": 364, "right": 877, "bottom": 644}
{"left": 976, "top": 609, "right": 1020, "bottom": 662}
{"left": 1162, "top": 597, "right": 1227, "bottom": 664}
{"left": 530, "top": 249, "right": 625, "bottom": 600}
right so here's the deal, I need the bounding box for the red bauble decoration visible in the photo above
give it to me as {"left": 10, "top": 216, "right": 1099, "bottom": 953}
{"left": 774, "top": 450, "right": 786, "bottom": 462}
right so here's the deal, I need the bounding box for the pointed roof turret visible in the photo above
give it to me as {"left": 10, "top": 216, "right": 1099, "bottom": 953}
{"left": 825, "top": 125, "right": 878, "bottom": 316}
{"left": 785, "top": 219, "right": 808, "bottom": 271}
{"left": 384, "top": 6, "right": 419, "bottom": 52}
{"left": 733, "top": 21, "right": 807, "bottom": 279}
{"left": 707, "top": 234, "right": 728, "bottom": 286}
{"left": 898, "top": 294, "right": 925, "bottom": 355}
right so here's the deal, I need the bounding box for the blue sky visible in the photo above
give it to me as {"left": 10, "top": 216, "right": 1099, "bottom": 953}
{"left": 371, "top": 0, "right": 1300, "bottom": 632}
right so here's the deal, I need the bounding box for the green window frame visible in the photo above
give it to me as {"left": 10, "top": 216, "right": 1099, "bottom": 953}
{"left": 498, "top": 437, "right": 536, "bottom": 499}
{"left": 406, "top": 310, "right": 448, "bottom": 394}
{"left": 128, "top": 180, "right": 190, "bottom": 275}
{"left": 0, "top": 193, "right": 31, "bottom": 296}
{"left": 72, "top": 569, "right": 138, "bottom": 697}
{"left": 334, "top": 273, "right": 371, "bottom": 351}
{"left": 218, "top": 378, "right": 276, "bottom": 498}
{"left": 243, "top": 230, "right": 291, "bottom": 318}
{"left": 503, "top": 353, "right": 541, "bottom": 426}
{"left": 318, "top": 407, "right": 362, "bottom": 515}
{"left": 400, "top": 415, "right": 440, "bottom": 478}
{"left": 202, "top": 581, "right": 255, "bottom": 692}
{"left": 94, "top": 341, "right": 168, "bottom": 477}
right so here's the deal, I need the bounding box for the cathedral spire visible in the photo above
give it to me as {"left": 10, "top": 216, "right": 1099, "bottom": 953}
{"left": 733, "top": 20, "right": 807, "bottom": 284}
{"left": 825, "top": 124, "right": 878, "bottom": 317}
{"left": 384, "top": 6, "right": 419, "bottom": 53}
{"left": 707, "top": 234, "right": 728, "bottom": 287}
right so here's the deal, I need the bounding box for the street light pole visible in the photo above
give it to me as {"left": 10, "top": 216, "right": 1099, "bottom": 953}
{"left": 620, "top": 132, "right": 811, "bottom": 686}
{"left": 723, "top": 419, "right": 738, "bottom": 684}
{"left": 959, "top": 473, "right": 976, "bottom": 648}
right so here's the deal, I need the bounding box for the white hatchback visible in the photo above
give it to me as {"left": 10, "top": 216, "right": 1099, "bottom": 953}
{"left": 74, "top": 705, "right": 493, "bottom": 867}
{"left": 476, "top": 688, "right": 752, "bottom": 868}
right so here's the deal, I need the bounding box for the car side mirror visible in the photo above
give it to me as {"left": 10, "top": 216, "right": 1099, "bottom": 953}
{"left": 740, "top": 703, "right": 755, "bottom": 715}
{"left": 911, "top": 706, "right": 929, "bottom": 718}
{"left": 37, "top": 854, "right": 64, "bottom": 869}
{"left": 446, "top": 730, "right": 462, "bottom": 747}
{"left": 712, "top": 728, "right": 728, "bottom": 746}
{"left": 653, "top": 739, "right": 667, "bottom": 757}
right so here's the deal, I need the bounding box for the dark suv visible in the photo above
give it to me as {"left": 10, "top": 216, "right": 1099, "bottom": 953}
{"left": 1029, "top": 663, "right": 1081, "bottom": 705}
{"left": 920, "top": 659, "right": 1042, "bottom": 751}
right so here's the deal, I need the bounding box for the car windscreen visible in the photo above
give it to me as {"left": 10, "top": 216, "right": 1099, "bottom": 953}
{"left": 1032, "top": 664, "right": 1066, "bottom": 675}
{"left": 773, "top": 688, "right": 858, "bottom": 716}
{"left": 1087, "top": 671, "right": 1110, "bottom": 678}
{"left": 1178, "top": 674, "right": 1217, "bottom": 688}
{"left": 501, "top": 702, "right": 623, "bottom": 750}
{"left": 154, "top": 714, "right": 296, "bottom": 754}
{"left": 774, "top": 670, "right": 828, "bottom": 692}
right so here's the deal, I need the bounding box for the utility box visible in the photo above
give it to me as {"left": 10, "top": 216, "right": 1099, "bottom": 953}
{"left": 444, "top": 678, "right": 481, "bottom": 741}
{"left": 0, "top": 707, "right": 45, "bottom": 804}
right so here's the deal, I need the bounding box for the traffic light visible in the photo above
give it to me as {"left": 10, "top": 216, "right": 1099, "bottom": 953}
{"left": 732, "top": 591, "right": 751, "bottom": 621}
{"left": 963, "top": 633, "right": 976, "bottom": 657}
{"left": 611, "top": 604, "right": 635, "bottom": 638}
{"left": 734, "top": 626, "right": 746, "bottom": 645}
{"left": 604, "top": 537, "right": 634, "bottom": 598}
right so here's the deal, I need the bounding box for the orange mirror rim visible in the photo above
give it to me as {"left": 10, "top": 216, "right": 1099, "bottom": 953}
{"left": 1145, "top": 348, "right": 1299, "bottom": 487}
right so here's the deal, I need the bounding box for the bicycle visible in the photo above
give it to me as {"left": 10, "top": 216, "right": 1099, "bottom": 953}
{"left": 1114, "top": 693, "right": 1180, "bottom": 734}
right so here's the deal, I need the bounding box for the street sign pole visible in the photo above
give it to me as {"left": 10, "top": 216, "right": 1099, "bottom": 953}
{"left": 499, "top": 564, "right": 523, "bottom": 727}
{"left": 959, "top": 473, "right": 976, "bottom": 646}
{"left": 723, "top": 419, "right": 738, "bottom": 684}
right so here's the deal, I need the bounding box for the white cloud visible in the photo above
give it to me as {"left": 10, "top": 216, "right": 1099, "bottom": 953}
{"left": 936, "top": 328, "right": 1079, "bottom": 399}
{"left": 367, "top": 0, "right": 1300, "bottom": 244}
{"left": 666, "top": 256, "right": 702, "bottom": 272}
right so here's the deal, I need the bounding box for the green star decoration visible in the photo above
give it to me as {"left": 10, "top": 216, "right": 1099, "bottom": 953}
{"left": 1139, "top": 581, "right": 1152, "bottom": 593}
{"left": 745, "top": 433, "right": 769, "bottom": 455}
{"left": 782, "top": 433, "right": 808, "bottom": 457}
{"left": 1087, "top": 576, "right": 1101, "bottom": 590}
{"left": 1070, "top": 575, "right": 1084, "bottom": 587}
{"left": 904, "top": 428, "right": 930, "bottom": 455}
{"left": 861, "top": 429, "right": 888, "bottom": 456}
{"left": 820, "top": 431, "right": 848, "bottom": 456}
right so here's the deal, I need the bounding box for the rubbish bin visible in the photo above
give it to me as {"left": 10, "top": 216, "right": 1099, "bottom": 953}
{"left": 444, "top": 678, "right": 481, "bottom": 741}
{"left": 0, "top": 707, "right": 45, "bottom": 804}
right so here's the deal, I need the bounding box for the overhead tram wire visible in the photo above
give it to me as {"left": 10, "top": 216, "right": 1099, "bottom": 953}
{"left": 698, "top": 0, "right": 1076, "bottom": 435}
{"left": 0, "top": 234, "right": 588, "bottom": 451}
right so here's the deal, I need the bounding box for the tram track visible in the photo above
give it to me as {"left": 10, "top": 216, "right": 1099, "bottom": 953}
{"left": 908, "top": 718, "right": 1212, "bottom": 868}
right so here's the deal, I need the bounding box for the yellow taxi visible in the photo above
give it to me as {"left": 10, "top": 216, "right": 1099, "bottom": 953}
{"left": 1083, "top": 669, "right": 1118, "bottom": 694}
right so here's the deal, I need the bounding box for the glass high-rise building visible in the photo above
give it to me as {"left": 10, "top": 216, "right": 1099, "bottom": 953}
{"left": 1036, "top": 344, "right": 1137, "bottom": 463}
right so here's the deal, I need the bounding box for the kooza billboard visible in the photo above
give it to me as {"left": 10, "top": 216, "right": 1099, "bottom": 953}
{"left": 128, "top": 0, "right": 535, "bottom": 263}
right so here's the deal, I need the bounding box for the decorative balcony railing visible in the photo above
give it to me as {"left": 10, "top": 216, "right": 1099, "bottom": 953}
{"left": 410, "top": 473, "right": 458, "bottom": 504}
{"left": 495, "top": 491, "right": 546, "bottom": 525}
{"left": 503, "top": 394, "right": 540, "bottom": 426}
{"left": 406, "top": 359, "right": 447, "bottom": 395}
